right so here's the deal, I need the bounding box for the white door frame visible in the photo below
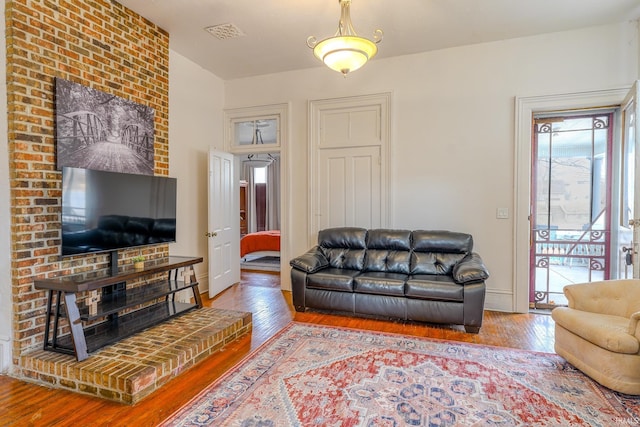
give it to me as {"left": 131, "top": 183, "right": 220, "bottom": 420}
{"left": 223, "top": 103, "right": 292, "bottom": 291}
{"left": 514, "top": 87, "right": 629, "bottom": 313}
{"left": 620, "top": 82, "right": 640, "bottom": 278}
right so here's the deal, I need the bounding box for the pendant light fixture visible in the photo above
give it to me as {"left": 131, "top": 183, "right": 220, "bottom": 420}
{"left": 245, "top": 124, "right": 274, "bottom": 168}
{"left": 307, "top": 0, "right": 383, "bottom": 76}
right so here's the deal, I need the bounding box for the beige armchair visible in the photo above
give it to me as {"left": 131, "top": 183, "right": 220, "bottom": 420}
{"left": 552, "top": 279, "right": 640, "bottom": 395}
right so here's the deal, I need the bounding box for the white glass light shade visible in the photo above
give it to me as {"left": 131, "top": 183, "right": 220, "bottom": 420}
{"left": 313, "top": 36, "right": 378, "bottom": 75}
{"left": 244, "top": 158, "right": 273, "bottom": 168}
{"left": 307, "top": 0, "right": 382, "bottom": 76}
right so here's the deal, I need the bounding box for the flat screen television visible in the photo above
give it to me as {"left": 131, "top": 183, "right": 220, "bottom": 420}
{"left": 61, "top": 167, "right": 177, "bottom": 257}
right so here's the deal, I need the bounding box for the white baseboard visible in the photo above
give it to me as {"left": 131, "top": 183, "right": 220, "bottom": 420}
{"left": 0, "top": 334, "right": 11, "bottom": 374}
{"left": 198, "top": 273, "right": 209, "bottom": 294}
{"left": 484, "top": 288, "right": 516, "bottom": 313}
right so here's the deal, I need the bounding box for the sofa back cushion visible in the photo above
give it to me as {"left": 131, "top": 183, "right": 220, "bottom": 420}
{"left": 364, "top": 229, "right": 411, "bottom": 273}
{"left": 149, "top": 218, "right": 177, "bottom": 243}
{"left": 410, "top": 230, "right": 472, "bottom": 275}
{"left": 411, "top": 252, "right": 466, "bottom": 275}
{"left": 95, "top": 215, "right": 126, "bottom": 248}
{"left": 314, "top": 228, "right": 475, "bottom": 275}
{"left": 124, "top": 217, "right": 155, "bottom": 246}
{"left": 318, "top": 227, "right": 367, "bottom": 270}
{"left": 412, "top": 230, "right": 473, "bottom": 253}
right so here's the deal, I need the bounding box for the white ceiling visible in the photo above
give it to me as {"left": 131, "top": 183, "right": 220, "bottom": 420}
{"left": 117, "top": 0, "right": 640, "bottom": 80}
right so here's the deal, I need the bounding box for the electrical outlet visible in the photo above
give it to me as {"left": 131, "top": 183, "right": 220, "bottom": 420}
{"left": 496, "top": 207, "right": 509, "bottom": 219}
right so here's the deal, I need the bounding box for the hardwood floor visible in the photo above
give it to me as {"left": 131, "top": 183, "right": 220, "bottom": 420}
{"left": 0, "top": 271, "right": 556, "bottom": 426}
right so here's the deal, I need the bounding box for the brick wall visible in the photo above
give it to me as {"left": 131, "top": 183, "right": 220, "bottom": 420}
{"left": 6, "top": 0, "right": 169, "bottom": 364}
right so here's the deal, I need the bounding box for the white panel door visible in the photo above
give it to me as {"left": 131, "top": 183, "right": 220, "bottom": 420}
{"left": 320, "top": 107, "right": 382, "bottom": 147}
{"left": 319, "top": 146, "right": 381, "bottom": 230}
{"left": 310, "top": 93, "right": 390, "bottom": 239}
{"left": 207, "top": 148, "right": 240, "bottom": 297}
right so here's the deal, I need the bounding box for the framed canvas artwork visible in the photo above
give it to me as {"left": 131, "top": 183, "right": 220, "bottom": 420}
{"left": 55, "top": 78, "right": 155, "bottom": 175}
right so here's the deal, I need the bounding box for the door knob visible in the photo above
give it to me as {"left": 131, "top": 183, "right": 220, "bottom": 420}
{"left": 205, "top": 231, "right": 218, "bottom": 237}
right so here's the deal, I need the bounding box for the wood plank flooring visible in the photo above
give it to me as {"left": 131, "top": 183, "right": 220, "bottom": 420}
{"left": 0, "top": 271, "right": 556, "bottom": 426}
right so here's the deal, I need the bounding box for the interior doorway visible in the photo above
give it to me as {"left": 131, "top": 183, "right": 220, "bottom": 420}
{"left": 224, "top": 103, "right": 288, "bottom": 280}
{"left": 238, "top": 152, "right": 281, "bottom": 273}
{"left": 529, "top": 111, "right": 617, "bottom": 309}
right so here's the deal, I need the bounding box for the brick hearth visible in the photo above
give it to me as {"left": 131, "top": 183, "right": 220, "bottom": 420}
{"left": 18, "top": 308, "right": 252, "bottom": 404}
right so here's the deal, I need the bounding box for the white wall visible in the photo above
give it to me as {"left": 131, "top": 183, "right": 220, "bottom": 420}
{"left": 224, "top": 22, "right": 639, "bottom": 311}
{"left": 168, "top": 50, "right": 225, "bottom": 289}
{"left": 0, "top": 0, "right": 11, "bottom": 373}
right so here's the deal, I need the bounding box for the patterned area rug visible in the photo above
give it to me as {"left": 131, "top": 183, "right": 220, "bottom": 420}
{"left": 162, "top": 322, "right": 640, "bottom": 426}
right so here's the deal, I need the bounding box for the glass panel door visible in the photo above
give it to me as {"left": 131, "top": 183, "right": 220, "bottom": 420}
{"left": 530, "top": 113, "right": 613, "bottom": 309}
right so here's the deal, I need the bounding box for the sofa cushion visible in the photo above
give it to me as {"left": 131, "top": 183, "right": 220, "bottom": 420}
{"left": 366, "top": 229, "right": 412, "bottom": 250}
{"left": 149, "top": 218, "right": 176, "bottom": 243}
{"left": 412, "top": 230, "right": 473, "bottom": 253}
{"left": 563, "top": 280, "right": 640, "bottom": 319}
{"left": 354, "top": 272, "right": 408, "bottom": 296}
{"left": 552, "top": 307, "right": 639, "bottom": 354}
{"left": 96, "top": 215, "right": 153, "bottom": 247}
{"left": 322, "top": 248, "right": 366, "bottom": 270}
{"left": 318, "top": 227, "right": 367, "bottom": 249}
{"left": 406, "top": 275, "right": 463, "bottom": 302}
{"left": 410, "top": 252, "right": 466, "bottom": 275}
{"left": 362, "top": 229, "right": 410, "bottom": 273}
{"left": 307, "top": 268, "right": 360, "bottom": 292}
{"left": 318, "top": 227, "right": 367, "bottom": 270}
{"left": 364, "top": 250, "right": 411, "bottom": 274}
{"left": 123, "top": 216, "right": 155, "bottom": 246}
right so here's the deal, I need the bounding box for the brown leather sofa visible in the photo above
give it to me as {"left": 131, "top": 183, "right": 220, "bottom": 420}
{"left": 290, "top": 227, "right": 489, "bottom": 333}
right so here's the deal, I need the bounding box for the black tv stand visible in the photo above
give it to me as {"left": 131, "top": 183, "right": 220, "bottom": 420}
{"left": 34, "top": 256, "right": 203, "bottom": 361}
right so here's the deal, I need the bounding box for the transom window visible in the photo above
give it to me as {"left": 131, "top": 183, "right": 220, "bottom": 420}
{"left": 224, "top": 104, "right": 287, "bottom": 154}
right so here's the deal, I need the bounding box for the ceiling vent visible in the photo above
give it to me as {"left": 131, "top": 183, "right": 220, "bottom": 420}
{"left": 204, "top": 23, "right": 245, "bottom": 40}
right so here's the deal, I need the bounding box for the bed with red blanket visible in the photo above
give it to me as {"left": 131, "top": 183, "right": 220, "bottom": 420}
{"left": 240, "top": 230, "right": 281, "bottom": 258}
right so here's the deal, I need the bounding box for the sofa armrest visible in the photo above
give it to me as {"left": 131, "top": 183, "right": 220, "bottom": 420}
{"left": 630, "top": 311, "right": 640, "bottom": 340}
{"left": 289, "top": 246, "right": 329, "bottom": 273}
{"left": 453, "top": 253, "right": 489, "bottom": 284}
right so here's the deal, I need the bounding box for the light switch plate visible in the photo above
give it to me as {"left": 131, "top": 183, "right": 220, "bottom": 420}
{"left": 496, "top": 207, "right": 509, "bottom": 219}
